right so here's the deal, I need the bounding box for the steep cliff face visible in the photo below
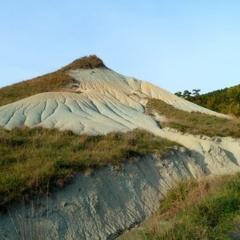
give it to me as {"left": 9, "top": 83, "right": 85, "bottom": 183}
{"left": 1, "top": 130, "right": 240, "bottom": 240}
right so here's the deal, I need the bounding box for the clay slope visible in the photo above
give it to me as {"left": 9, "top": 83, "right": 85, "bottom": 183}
{"left": 0, "top": 65, "right": 228, "bottom": 135}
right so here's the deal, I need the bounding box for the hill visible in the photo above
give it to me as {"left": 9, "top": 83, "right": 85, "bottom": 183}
{"left": 0, "top": 56, "right": 227, "bottom": 135}
{"left": 1, "top": 55, "right": 240, "bottom": 240}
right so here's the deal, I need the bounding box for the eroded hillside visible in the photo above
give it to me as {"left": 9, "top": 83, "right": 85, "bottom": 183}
{"left": 0, "top": 56, "right": 240, "bottom": 240}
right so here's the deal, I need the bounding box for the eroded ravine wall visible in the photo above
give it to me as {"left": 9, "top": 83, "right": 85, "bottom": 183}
{"left": 1, "top": 138, "right": 240, "bottom": 240}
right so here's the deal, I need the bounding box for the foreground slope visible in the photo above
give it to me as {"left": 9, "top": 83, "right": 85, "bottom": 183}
{"left": 121, "top": 173, "right": 240, "bottom": 240}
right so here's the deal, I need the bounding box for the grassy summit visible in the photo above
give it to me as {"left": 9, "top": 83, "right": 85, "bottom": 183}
{"left": 0, "top": 127, "right": 177, "bottom": 207}
{"left": 0, "top": 55, "right": 105, "bottom": 107}
{"left": 61, "top": 55, "right": 105, "bottom": 71}
{"left": 146, "top": 98, "right": 240, "bottom": 138}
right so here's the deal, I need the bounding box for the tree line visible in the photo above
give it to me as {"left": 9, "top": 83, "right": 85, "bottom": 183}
{"left": 175, "top": 85, "right": 240, "bottom": 117}
{"left": 175, "top": 89, "right": 201, "bottom": 99}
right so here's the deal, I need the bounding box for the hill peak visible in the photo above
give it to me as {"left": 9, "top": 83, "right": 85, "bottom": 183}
{"left": 61, "top": 55, "right": 106, "bottom": 71}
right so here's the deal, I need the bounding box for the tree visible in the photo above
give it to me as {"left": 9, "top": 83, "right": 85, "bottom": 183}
{"left": 192, "top": 89, "right": 201, "bottom": 97}
{"left": 175, "top": 91, "right": 183, "bottom": 97}
{"left": 183, "top": 90, "right": 192, "bottom": 99}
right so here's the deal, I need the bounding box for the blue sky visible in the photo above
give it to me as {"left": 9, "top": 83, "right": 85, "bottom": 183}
{"left": 1, "top": 0, "right": 240, "bottom": 93}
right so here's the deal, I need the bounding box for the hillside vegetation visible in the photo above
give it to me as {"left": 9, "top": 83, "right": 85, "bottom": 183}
{"left": 131, "top": 173, "right": 240, "bottom": 240}
{"left": 146, "top": 99, "right": 240, "bottom": 138}
{"left": 0, "top": 55, "right": 105, "bottom": 107}
{"left": 0, "top": 127, "right": 177, "bottom": 207}
{"left": 188, "top": 84, "right": 240, "bottom": 117}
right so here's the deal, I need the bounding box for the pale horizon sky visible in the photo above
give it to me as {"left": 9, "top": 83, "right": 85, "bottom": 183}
{"left": 1, "top": 0, "right": 240, "bottom": 93}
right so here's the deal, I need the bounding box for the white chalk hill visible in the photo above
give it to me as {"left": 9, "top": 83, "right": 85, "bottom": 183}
{"left": 2, "top": 56, "right": 240, "bottom": 240}
{"left": 0, "top": 57, "right": 226, "bottom": 135}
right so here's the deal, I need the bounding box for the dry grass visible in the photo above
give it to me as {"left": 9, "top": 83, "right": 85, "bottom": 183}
{"left": 0, "top": 55, "right": 105, "bottom": 107}
{"left": 146, "top": 174, "right": 240, "bottom": 239}
{"left": 146, "top": 98, "right": 240, "bottom": 138}
{"left": 0, "top": 127, "right": 177, "bottom": 207}
{"left": 61, "top": 55, "right": 105, "bottom": 71}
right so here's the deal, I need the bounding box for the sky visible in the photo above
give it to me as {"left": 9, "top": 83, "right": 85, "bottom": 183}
{"left": 1, "top": 0, "right": 240, "bottom": 93}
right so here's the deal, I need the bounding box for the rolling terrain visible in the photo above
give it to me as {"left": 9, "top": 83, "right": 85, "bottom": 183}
{"left": 0, "top": 56, "right": 240, "bottom": 240}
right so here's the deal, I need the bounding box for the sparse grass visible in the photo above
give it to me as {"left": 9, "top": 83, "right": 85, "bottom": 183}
{"left": 0, "top": 127, "right": 177, "bottom": 207}
{"left": 0, "top": 55, "right": 105, "bottom": 106}
{"left": 146, "top": 98, "right": 240, "bottom": 138}
{"left": 129, "top": 174, "right": 240, "bottom": 240}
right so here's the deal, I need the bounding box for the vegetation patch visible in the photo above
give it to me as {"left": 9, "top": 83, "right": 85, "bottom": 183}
{"left": 146, "top": 98, "right": 240, "bottom": 138}
{"left": 186, "top": 85, "right": 240, "bottom": 117}
{"left": 61, "top": 55, "right": 105, "bottom": 71}
{"left": 139, "top": 173, "right": 240, "bottom": 240}
{"left": 0, "top": 55, "right": 105, "bottom": 106}
{"left": 0, "top": 127, "right": 177, "bottom": 207}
